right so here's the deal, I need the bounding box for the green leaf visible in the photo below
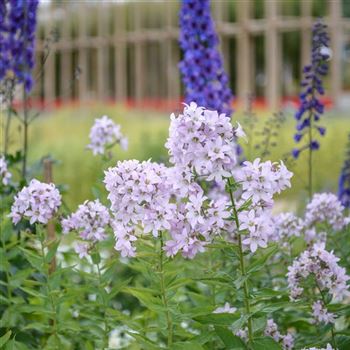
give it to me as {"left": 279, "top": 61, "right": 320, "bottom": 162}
{"left": 107, "top": 277, "right": 132, "bottom": 301}
{"left": 252, "top": 337, "right": 282, "bottom": 350}
{"left": 128, "top": 333, "right": 159, "bottom": 350}
{"left": 337, "top": 335, "right": 350, "bottom": 350}
{"left": 215, "top": 326, "right": 246, "bottom": 349}
{"left": 0, "top": 331, "right": 12, "bottom": 347}
{"left": 194, "top": 313, "right": 239, "bottom": 326}
{"left": 247, "top": 246, "right": 277, "bottom": 275}
{"left": 46, "top": 240, "right": 60, "bottom": 264}
{"left": 20, "top": 287, "right": 47, "bottom": 299}
{"left": 19, "top": 247, "right": 43, "bottom": 272}
{"left": 171, "top": 342, "right": 204, "bottom": 350}
{"left": 122, "top": 287, "right": 163, "bottom": 312}
{"left": 91, "top": 252, "right": 101, "bottom": 265}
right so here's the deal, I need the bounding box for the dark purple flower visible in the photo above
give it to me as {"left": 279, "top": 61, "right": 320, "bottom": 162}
{"left": 338, "top": 134, "right": 350, "bottom": 208}
{"left": 310, "top": 140, "right": 320, "bottom": 150}
{"left": 294, "top": 133, "right": 303, "bottom": 143}
{"left": 292, "top": 149, "right": 300, "bottom": 159}
{"left": 0, "top": 0, "right": 39, "bottom": 92}
{"left": 292, "top": 20, "right": 329, "bottom": 159}
{"left": 179, "top": 0, "right": 233, "bottom": 117}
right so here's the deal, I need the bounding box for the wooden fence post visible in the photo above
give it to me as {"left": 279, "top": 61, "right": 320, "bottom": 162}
{"left": 115, "top": 4, "right": 127, "bottom": 103}
{"left": 61, "top": 4, "right": 72, "bottom": 102}
{"left": 237, "top": 0, "right": 253, "bottom": 110}
{"left": 134, "top": 5, "right": 144, "bottom": 106}
{"left": 97, "top": 4, "right": 109, "bottom": 100}
{"left": 43, "top": 7, "right": 56, "bottom": 104}
{"left": 330, "top": 0, "right": 343, "bottom": 109}
{"left": 78, "top": 4, "right": 89, "bottom": 102}
{"left": 265, "top": 0, "right": 281, "bottom": 111}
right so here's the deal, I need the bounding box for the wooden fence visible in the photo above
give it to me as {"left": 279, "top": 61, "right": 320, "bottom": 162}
{"left": 33, "top": 0, "right": 350, "bottom": 111}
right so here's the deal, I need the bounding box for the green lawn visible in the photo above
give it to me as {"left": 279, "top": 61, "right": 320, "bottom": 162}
{"left": 5, "top": 103, "right": 349, "bottom": 209}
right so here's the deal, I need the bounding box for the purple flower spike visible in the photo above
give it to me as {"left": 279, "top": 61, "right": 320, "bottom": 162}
{"left": 0, "top": 0, "right": 39, "bottom": 92}
{"left": 292, "top": 20, "right": 329, "bottom": 158}
{"left": 179, "top": 0, "right": 233, "bottom": 117}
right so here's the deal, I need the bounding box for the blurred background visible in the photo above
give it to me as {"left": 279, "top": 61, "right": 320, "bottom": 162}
{"left": 8, "top": 0, "right": 350, "bottom": 208}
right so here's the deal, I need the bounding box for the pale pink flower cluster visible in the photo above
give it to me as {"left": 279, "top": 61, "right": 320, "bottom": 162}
{"left": 238, "top": 208, "right": 274, "bottom": 252}
{"left": 271, "top": 212, "right": 304, "bottom": 243}
{"left": 165, "top": 102, "right": 240, "bottom": 182}
{"left": 264, "top": 319, "right": 294, "bottom": 350}
{"left": 235, "top": 328, "right": 248, "bottom": 341}
{"left": 305, "top": 193, "right": 348, "bottom": 231}
{"left": 234, "top": 159, "right": 293, "bottom": 252}
{"left": 104, "top": 160, "right": 230, "bottom": 258}
{"left": 9, "top": 179, "right": 61, "bottom": 225}
{"left": 104, "top": 104, "right": 294, "bottom": 258}
{"left": 0, "top": 156, "right": 12, "bottom": 185}
{"left": 62, "top": 199, "right": 111, "bottom": 242}
{"left": 235, "top": 158, "right": 293, "bottom": 206}
{"left": 287, "top": 242, "right": 349, "bottom": 303}
{"left": 74, "top": 242, "right": 89, "bottom": 259}
{"left": 311, "top": 300, "right": 335, "bottom": 325}
{"left": 87, "top": 115, "right": 128, "bottom": 156}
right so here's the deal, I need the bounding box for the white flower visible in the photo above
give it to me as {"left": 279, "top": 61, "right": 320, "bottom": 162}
{"left": 0, "top": 156, "right": 12, "bottom": 185}
{"left": 213, "top": 302, "right": 237, "bottom": 314}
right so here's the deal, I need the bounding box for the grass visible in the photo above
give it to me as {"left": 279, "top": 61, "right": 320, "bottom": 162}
{"left": 4, "top": 102, "right": 349, "bottom": 209}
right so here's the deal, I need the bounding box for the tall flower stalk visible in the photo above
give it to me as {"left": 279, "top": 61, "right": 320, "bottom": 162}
{"left": 338, "top": 133, "right": 350, "bottom": 209}
{"left": 179, "top": 0, "right": 233, "bottom": 117}
{"left": 159, "top": 232, "right": 173, "bottom": 347}
{"left": 1, "top": 0, "right": 39, "bottom": 176}
{"left": 292, "top": 20, "right": 330, "bottom": 199}
{"left": 227, "top": 177, "right": 253, "bottom": 345}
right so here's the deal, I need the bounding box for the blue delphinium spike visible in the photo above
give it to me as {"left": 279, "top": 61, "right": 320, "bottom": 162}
{"left": 338, "top": 134, "right": 350, "bottom": 208}
{"left": 292, "top": 20, "right": 330, "bottom": 159}
{"left": 0, "top": 0, "right": 39, "bottom": 92}
{"left": 179, "top": 0, "right": 234, "bottom": 117}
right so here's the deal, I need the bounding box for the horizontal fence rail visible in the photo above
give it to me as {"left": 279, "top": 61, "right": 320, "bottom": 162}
{"left": 33, "top": 0, "right": 350, "bottom": 111}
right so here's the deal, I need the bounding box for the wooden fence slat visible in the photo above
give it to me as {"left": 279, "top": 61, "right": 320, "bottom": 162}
{"left": 237, "top": 0, "right": 254, "bottom": 109}
{"left": 115, "top": 4, "right": 127, "bottom": 102}
{"left": 330, "top": 0, "right": 343, "bottom": 107}
{"left": 97, "top": 4, "right": 109, "bottom": 100}
{"left": 265, "top": 0, "right": 281, "bottom": 111}
{"left": 43, "top": 8, "right": 55, "bottom": 103}
{"left": 78, "top": 4, "right": 88, "bottom": 102}
{"left": 35, "top": 1, "right": 349, "bottom": 109}
{"left": 61, "top": 5, "right": 72, "bottom": 101}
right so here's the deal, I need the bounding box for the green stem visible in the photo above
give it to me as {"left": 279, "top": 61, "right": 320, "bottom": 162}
{"left": 315, "top": 282, "right": 337, "bottom": 349}
{"left": 3, "top": 81, "right": 14, "bottom": 155}
{"left": 22, "top": 87, "right": 29, "bottom": 178}
{"left": 159, "top": 232, "right": 173, "bottom": 348}
{"left": 227, "top": 178, "right": 253, "bottom": 346}
{"left": 96, "top": 261, "right": 110, "bottom": 348}
{"left": 39, "top": 230, "right": 59, "bottom": 347}
{"left": 308, "top": 115, "right": 313, "bottom": 200}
